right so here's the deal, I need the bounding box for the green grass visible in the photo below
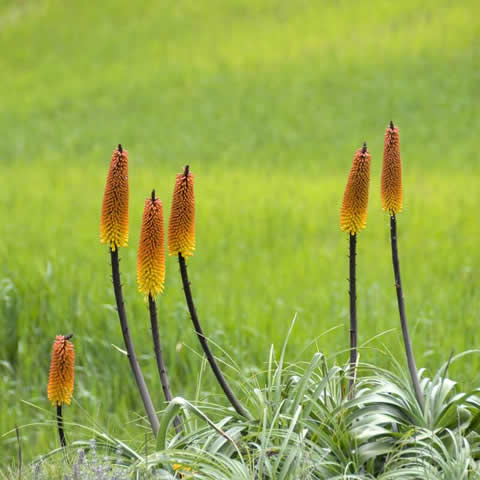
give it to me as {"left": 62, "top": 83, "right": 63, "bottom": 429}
{"left": 0, "top": 0, "right": 479, "bottom": 465}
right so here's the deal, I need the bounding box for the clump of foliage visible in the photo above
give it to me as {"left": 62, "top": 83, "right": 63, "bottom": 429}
{"left": 16, "top": 335, "right": 480, "bottom": 479}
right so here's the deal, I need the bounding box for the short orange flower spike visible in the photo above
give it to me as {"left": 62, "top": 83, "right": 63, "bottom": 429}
{"left": 137, "top": 191, "right": 166, "bottom": 297}
{"left": 381, "top": 121, "right": 403, "bottom": 215}
{"left": 47, "top": 335, "right": 75, "bottom": 406}
{"left": 340, "top": 143, "right": 371, "bottom": 235}
{"left": 168, "top": 166, "right": 195, "bottom": 258}
{"left": 100, "top": 145, "right": 129, "bottom": 251}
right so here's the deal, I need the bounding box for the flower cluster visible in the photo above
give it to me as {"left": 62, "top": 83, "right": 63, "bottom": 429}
{"left": 100, "top": 145, "right": 129, "bottom": 250}
{"left": 168, "top": 166, "right": 196, "bottom": 258}
{"left": 340, "top": 144, "right": 371, "bottom": 234}
{"left": 381, "top": 122, "right": 403, "bottom": 215}
{"left": 137, "top": 193, "right": 166, "bottom": 297}
{"left": 47, "top": 335, "right": 75, "bottom": 406}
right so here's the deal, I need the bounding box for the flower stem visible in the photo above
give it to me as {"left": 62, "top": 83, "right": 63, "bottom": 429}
{"left": 56, "top": 404, "right": 66, "bottom": 447}
{"left": 348, "top": 233, "right": 357, "bottom": 392}
{"left": 148, "top": 293, "right": 182, "bottom": 434}
{"left": 110, "top": 248, "right": 160, "bottom": 435}
{"left": 178, "top": 253, "right": 252, "bottom": 420}
{"left": 389, "top": 214, "right": 424, "bottom": 411}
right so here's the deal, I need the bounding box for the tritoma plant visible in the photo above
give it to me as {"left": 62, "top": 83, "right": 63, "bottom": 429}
{"left": 4, "top": 129, "right": 480, "bottom": 479}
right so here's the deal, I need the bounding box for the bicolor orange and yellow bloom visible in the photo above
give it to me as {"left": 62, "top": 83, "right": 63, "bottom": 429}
{"left": 137, "top": 192, "right": 166, "bottom": 297}
{"left": 47, "top": 335, "right": 75, "bottom": 406}
{"left": 340, "top": 143, "right": 371, "bottom": 235}
{"left": 168, "top": 166, "right": 195, "bottom": 258}
{"left": 173, "top": 464, "right": 193, "bottom": 478}
{"left": 381, "top": 121, "right": 402, "bottom": 215}
{"left": 100, "top": 145, "right": 129, "bottom": 251}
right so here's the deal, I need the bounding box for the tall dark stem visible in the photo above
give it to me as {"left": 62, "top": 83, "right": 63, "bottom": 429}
{"left": 178, "top": 253, "right": 252, "bottom": 420}
{"left": 348, "top": 233, "right": 357, "bottom": 391}
{"left": 56, "top": 404, "right": 66, "bottom": 447}
{"left": 110, "top": 248, "right": 160, "bottom": 435}
{"left": 148, "top": 294, "right": 173, "bottom": 402}
{"left": 148, "top": 294, "right": 182, "bottom": 434}
{"left": 390, "top": 214, "right": 424, "bottom": 410}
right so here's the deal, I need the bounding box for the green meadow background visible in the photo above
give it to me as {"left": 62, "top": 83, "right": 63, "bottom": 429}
{"left": 1, "top": 0, "right": 478, "bottom": 464}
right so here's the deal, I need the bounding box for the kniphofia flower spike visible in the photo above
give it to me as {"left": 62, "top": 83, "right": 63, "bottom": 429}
{"left": 168, "top": 165, "right": 195, "bottom": 258}
{"left": 100, "top": 144, "right": 129, "bottom": 250}
{"left": 381, "top": 121, "right": 403, "bottom": 215}
{"left": 47, "top": 335, "right": 75, "bottom": 406}
{"left": 137, "top": 191, "right": 166, "bottom": 297}
{"left": 340, "top": 143, "right": 371, "bottom": 234}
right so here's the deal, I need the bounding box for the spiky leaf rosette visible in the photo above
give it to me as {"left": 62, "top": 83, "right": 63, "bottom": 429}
{"left": 47, "top": 335, "right": 75, "bottom": 406}
{"left": 100, "top": 145, "right": 129, "bottom": 251}
{"left": 340, "top": 144, "right": 371, "bottom": 234}
{"left": 168, "top": 166, "right": 195, "bottom": 258}
{"left": 137, "top": 193, "right": 166, "bottom": 297}
{"left": 381, "top": 122, "right": 403, "bottom": 215}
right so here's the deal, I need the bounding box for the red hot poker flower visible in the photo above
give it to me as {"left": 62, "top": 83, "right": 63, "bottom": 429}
{"left": 100, "top": 145, "right": 129, "bottom": 251}
{"left": 168, "top": 166, "right": 195, "bottom": 258}
{"left": 340, "top": 143, "right": 371, "bottom": 235}
{"left": 137, "top": 191, "right": 166, "bottom": 297}
{"left": 381, "top": 121, "right": 403, "bottom": 215}
{"left": 47, "top": 335, "right": 75, "bottom": 406}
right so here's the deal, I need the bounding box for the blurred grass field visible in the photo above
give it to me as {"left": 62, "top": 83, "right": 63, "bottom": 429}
{"left": 1, "top": 0, "right": 479, "bottom": 464}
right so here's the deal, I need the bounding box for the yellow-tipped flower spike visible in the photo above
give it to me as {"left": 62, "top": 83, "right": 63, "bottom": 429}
{"left": 340, "top": 143, "right": 371, "bottom": 234}
{"left": 47, "top": 335, "right": 75, "bottom": 406}
{"left": 381, "top": 121, "right": 403, "bottom": 215}
{"left": 137, "top": 191, "right": 166, "bottom": 297}
{"left": 100, "top": 145, "right": 129, "bottom": 251}
{"left": 168, "top": 165, "right": 195, "bottom": 258}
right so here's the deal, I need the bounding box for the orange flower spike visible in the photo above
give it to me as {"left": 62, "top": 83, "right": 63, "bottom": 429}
{"left": 340, "top": 143, "right": 371, "bottom": 235}
{"left": 381, "top": 121, "right": 403, "bottom": 215}
{"left": 100, "top": 145, "right": 129, "bottom": 251}
{"left": 137, "top": 191, "right": 166, "bottom": 297}
{"left": 47, "top": 335, "right": 75, "bottom": 406}
{"left": 168, "top": 165, "right": 195, "bottom": 258}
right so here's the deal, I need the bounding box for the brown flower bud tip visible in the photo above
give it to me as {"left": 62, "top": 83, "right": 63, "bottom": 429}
{"left": 137, "top": 192, "right": 166, "bottom": 297}
{"left": 340, "top": 143, "right": 371, "bottom": 235}
{"left": 168, "top": 165, "right": 195, "bottom": 258}
{"left": 100, "top": 145, "right": 129, "bottom": 251}
{"left": 47, "top": 335, "right": 75, "bottom": 406}
{"left": 381, "top": 121, "right": 402, "bottom": 215}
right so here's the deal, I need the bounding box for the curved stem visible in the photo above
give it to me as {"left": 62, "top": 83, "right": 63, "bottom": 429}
{"left": 56, "top": 404, "right": 66, "bottom": 447}
{"left": 148, "top": 294, "right": 174, "bottom": 402}
{"left": 148, "top": 294, "right": 182, "bottom": 434}
{"left": 110, "top": 249, "right": 160, "bottom": 435}
{"left": 348, "top": 233, "right": 357, "bottom": 393}
{"left": 390, "top": 215, "right": 424, "bottom": 411}
{"left": 178, "top": 253, "right": 252, "bottom": 420}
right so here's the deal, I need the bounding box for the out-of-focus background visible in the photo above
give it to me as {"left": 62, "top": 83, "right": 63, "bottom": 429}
{"left": 1, "top": 0, "right": 478, "bottom": 462}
